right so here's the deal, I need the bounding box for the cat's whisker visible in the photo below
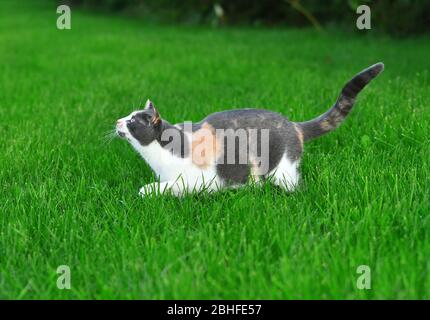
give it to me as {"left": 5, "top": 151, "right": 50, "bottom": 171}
{"left": 102, "top": 128, "right": 116, "bottom": 136}
{"left": 102, "top": 133, "right": 116, "bottom": 141}
{"left": 100, "top": 128, "right": 118, "bottom": 145}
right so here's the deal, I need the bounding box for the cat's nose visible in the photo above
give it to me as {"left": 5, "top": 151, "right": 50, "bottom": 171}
{"left": 116, "top": 120, "right": 123, "bottom": 127}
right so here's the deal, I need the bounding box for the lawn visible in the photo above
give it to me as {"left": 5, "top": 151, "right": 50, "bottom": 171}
{"left": 1, "top": 0, "right": 429, "bottom": 299}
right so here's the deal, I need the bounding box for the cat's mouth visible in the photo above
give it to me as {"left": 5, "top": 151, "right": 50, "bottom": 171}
{"left": 116, "top": 120, "right": 127, "bottom": 138}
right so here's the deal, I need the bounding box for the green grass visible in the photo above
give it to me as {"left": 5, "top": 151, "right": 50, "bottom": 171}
{"left": 1, "top": 1, "right": 430, "bottom": 299}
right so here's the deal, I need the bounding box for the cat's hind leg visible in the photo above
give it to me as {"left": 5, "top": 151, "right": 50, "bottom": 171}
{"left": 268, "top": 155, "right": 300, "bottom": 192}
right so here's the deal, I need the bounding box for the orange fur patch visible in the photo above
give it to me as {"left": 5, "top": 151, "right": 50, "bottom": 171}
{"left": 151, "top": 115, "right": 161, "bottom": 125}
{"left": 191, "top": 123, "right": 222, "bottom": 168}
{"left": 295, "top": 124, "right": 304, "bottom": 148}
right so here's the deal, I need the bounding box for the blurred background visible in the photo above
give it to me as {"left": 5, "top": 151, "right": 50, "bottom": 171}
{"left": 61, "top": 0, "right": 430, "bottom": 36}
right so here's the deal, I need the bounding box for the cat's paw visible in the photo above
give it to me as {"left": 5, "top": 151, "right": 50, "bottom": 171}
{"left": 139, "top": 182, "right": 169, "bottom": 197}
{"left": 139, "top": 184, "right": 155, "bottom": 197}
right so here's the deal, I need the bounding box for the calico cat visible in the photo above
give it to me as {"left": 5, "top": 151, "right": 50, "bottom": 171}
{"left": 116, "top": 63, "right": 384, "bottom": 196}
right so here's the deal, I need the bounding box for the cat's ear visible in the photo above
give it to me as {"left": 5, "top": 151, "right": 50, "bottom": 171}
{"left": 145, "top": 99, "right": 161, "bottom": 126}
{"left": 145, "top": 99, "right": 155, "bottom": 110}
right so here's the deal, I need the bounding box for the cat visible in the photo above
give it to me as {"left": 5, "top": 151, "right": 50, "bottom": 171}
{"left": 116, "top": 63, "right": 384, "bottom": 197}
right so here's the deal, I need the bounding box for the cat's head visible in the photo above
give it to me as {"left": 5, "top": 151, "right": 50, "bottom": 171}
{"left": 116, "top": 99, "right": 162, "bottom": 146}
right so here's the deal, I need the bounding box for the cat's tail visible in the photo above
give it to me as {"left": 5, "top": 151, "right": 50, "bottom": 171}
{"left": 296, "top": 62, "right": 384, "bottom": 142}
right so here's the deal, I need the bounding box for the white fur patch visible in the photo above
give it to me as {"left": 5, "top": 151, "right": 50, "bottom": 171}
{"left": 268, "top": 154, "right": 300, "bottom": 191}
{"left": 128, "top": 133, "right": 222, "bottom": 195}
